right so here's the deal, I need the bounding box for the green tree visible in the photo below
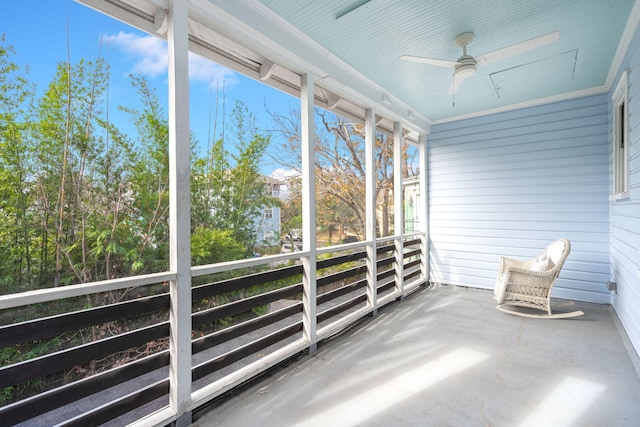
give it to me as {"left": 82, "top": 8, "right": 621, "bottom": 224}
{"left": 269, "top": 108, "right": 417, "bottom": 238}
{"left": 120, "top": 75, "right": 173, "bottom": 274}
{"left": 279, "top": 175, "right": 302, "bottom": 241}
{"left": 88, "top": 119, "right": 138, "bottom": 279}
{"left": 196, "top": 100, "right": 276, "bottom": 253}
{"left": 0, "top": 36, "right": 36, "bottom": 293}
{"left": 31, "top": 54, "right": 109, "bottom": 286}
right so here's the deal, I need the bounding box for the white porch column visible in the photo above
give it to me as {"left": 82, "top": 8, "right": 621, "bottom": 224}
{"left": 301, "top": 72, "right": 317, "bottom": 353}
{"left": 365, "top": 108, "right": 378, "bottom": 315}
{"left": 393, "top": 122, "right": 404, "bottom": 298}
{"left": 167, "top": 0, "right": 192, "bottom": 424}
{"left": 418, "top": 133, "right": 429, "bottom": 284}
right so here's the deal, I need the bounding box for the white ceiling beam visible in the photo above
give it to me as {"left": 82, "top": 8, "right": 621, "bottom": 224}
{"left": 154, "top": 6, "right": 167, "bottom": 35}
{"left": 259, "top": 59, "right": 276, "bottom": 81}
{"left": 326, "top": 93, "right": 340, "bottom": 109}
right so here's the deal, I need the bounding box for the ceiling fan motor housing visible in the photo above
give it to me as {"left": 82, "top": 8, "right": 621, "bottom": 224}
{"left": 455, "top": 55, "right": 477, "bottom": 79}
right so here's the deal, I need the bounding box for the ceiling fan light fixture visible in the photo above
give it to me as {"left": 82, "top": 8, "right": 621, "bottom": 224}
{"left": 454, "top": 62, "right": 476, "bottom": 79}
{"left": 454, "top": 57, "right": 477, "bottom": 79}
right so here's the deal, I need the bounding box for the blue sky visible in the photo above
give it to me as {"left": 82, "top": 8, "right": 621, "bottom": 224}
{"left": 1, "top": 0, "right": 299, "bottom": 175}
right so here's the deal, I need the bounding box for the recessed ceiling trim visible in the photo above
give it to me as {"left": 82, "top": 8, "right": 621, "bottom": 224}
{"left": 431, "top": 85, "right": 608, "bottom": 125}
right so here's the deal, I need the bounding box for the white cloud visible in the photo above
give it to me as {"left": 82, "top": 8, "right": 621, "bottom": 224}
{"left": 189, "top": 52, "right": 237, "bottom": 88}
{"left": 271, "top": 168, "right": 301, "bottom": 181}
{"left": 104, "top": 31, "right": 236, "bottom": 87}
{"left": 105, "top": 31, "right": 166, "bottom": 77}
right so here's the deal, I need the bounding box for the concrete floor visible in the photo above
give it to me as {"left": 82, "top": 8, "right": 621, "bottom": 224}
{"left": 194, "top": 284, "right": 640, "bottom": 427}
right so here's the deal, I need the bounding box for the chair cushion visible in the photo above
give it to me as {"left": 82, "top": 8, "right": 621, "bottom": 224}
{"left": 531, "top": 254, "right": 550, "bottom": 272}
{"left": 546, "top": 240, "right": 566, "bottom": 264}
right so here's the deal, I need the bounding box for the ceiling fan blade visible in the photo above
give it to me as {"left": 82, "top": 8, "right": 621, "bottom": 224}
{"left": 475, "top": 30, "right": 560, "bottom": 65}
{"left": 447, "top": 76, "right": 465, "bottom": 95}
{"left": 399, "top": 55, "right": 459, "bottom": 68}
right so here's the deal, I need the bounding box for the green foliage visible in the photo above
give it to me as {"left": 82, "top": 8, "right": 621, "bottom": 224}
{"left": 0, "top": 336, "right": 63, "bottom": 405}
{"left": 0, "top": 386, "right": 14, "bottom": 406}
{"left": 0, "top": 34, "right": 287, "bottom": 410}
{"left": 191, "top": 227, "right": 245, "bottom": 265}
{"left": 192, "top": 100, "right": 276, "bottom": 253}
{"left": 0, "top": 36, "right": 37, "bottom": 291}
{"left": 121, "top": 75, "right": 171, "bottom": 272}
{"left": 0, "top": 39, "right": 275, "bottom": 293}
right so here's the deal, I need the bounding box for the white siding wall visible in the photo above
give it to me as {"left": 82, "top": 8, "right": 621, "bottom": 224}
{"left": 428, "top": 94, "right": 610, "bottom": 303}
{"left": 610, "top": 23, "right": 640, "bottom": 357}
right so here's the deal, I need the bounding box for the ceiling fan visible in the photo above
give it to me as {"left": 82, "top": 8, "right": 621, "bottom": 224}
{"left": 400, "top": 31, "right": 560, "bottom": 95}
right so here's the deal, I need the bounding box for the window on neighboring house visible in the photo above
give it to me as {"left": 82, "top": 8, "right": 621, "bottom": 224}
{"left": 265, "top": 184, "right": 280, "bottom": 198}
{"left": 265, "top": 208, "right": 273, "bottom": 219}
{"left": 612, "top": 70, "right": 629, "bottom": 199}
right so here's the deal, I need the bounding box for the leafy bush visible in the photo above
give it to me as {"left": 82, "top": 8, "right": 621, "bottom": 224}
{"left": 191, "top": 227, "right": 246, "bottom": 265}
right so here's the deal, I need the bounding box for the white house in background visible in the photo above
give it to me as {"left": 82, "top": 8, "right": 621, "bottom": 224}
{"left": 253, "top": 176, "right": 283, "bottom": 246}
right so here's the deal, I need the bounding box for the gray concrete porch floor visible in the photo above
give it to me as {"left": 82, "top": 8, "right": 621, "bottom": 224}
{"left": 193, "top": 284, "right": 640, "bottom": 427}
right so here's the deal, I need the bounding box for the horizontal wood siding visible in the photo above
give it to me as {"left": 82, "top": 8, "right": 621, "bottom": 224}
{"left": 610, "top": 23, "right": 640, "bottom": 357}
{"left": 428, "top": 94, "right": 610, "bottom": 303}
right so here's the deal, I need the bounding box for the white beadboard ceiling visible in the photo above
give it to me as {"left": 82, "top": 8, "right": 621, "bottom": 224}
{"left": 80, "top": 0, "right": 638, "bottom": 131}
{"left": 256, "top": 0, "right": 636, "bottom": 123}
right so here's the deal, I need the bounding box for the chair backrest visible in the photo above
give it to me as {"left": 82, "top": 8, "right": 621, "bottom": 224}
{"left": 545, "top": 239, "right": 571, "bottom": 270}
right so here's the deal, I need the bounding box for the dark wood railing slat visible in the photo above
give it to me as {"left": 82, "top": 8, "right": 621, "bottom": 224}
{"left": 376, "top": 243, "right": 395, "bottom": 254}
{"left": 317, "top": 278, "right": 367, "bottom": 305}
{"left": 192, "top": 303, "right": 302, "bottom": 355}
{"left": 192, "top": 283, "right": 302, "bottom": 328}
{"left": 0, "top": 293, "right": 169, "bottom": 348}
{"left": 316, "top": 265, "right": 366, "bottom": 288}
{"left": 316, "top": 250, "right": 366, "bottom": 270}
{"left": 0, "top": 323, "right": 169, "bottom": 389}
{"left": 0, "top": 352, "right": 169, "bottom": 424}
{"left": 405, "top": 259, "right": 421, "bottom": 269}
{"left": 192, "top": 322, "right": 303, "bottom": 382}
{"left": 317, "top": 294, "right": 368, "bottom": 323}
{"left": 60, "top": 379, "right": 169, "bottom": 427}
{"left": 404, "top": 269, "right": 421, "bottom": 281}
{"left": 192, "top": 265, "right": 303, "bottom": 300}
{"left": 404, "top": 238, "right": 421, "bottom": 247}
{"left": 377, "top": 256, "right": 394, "bottom": 268}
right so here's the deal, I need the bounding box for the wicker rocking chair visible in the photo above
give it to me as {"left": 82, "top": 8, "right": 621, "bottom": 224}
{"left": 494, "top": 239, "right": 584, "bottom": 319}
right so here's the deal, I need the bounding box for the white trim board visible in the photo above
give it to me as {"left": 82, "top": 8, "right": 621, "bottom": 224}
{"left": 431, "top": 85, "right": 608, "bottom": 125}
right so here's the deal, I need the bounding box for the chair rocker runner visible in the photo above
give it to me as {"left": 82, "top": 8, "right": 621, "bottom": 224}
{"left": 494, "top": 239, "right": 584, "bottom": 319}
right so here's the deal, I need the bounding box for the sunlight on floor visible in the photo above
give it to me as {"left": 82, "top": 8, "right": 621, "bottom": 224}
{"left": 519, "top": 376, "right": 606, "bottom": 426}
{"left": 294, "top": 347, "right": 488, "bottom": 427}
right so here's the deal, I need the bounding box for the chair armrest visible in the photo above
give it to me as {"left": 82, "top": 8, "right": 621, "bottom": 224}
{"left": 499, "top": 256, "right": 561, "bottom": 278}
{"left": 499, "top": 256, "right": 533, "bottom": 272}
